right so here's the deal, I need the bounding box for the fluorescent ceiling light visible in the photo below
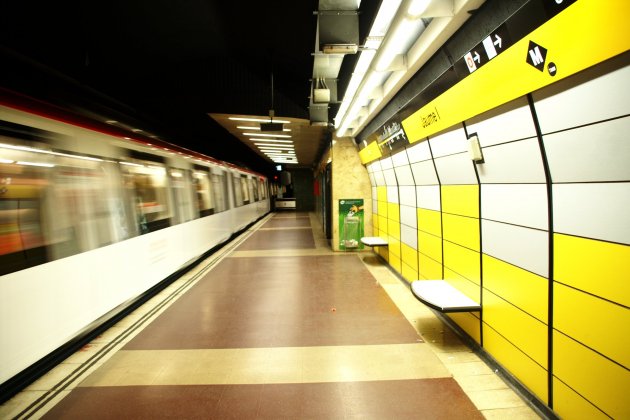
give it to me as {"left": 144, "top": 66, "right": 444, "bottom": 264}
{"left": 0, "top": 158, "right": 15, "bottom": 163}
{"left": 229, "top": 117, "right": 290, "bottom": 124}
{"left": 16, "top": 161, "right": 55, "bottom": 168}
{"left": 257, "top": 145, "right": 295, "bottom": 150}
{"left": 246, "top": 138, "right": 293, "bottom": 144}
{"left": 253, "top": 142, "right": 295, "bottom": 147}
{"left": 243, "top": 132, "right": 291, "bottom": 138}
{"left": 408, "top": 0, "right": 430, "bottom": 16}
{"left": 237, "top": 126, "right": 291, "bottom": 132}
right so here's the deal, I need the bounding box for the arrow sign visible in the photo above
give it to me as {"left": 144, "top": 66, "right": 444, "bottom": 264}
{"left": 473, "top": 51, "right": 481, "bottom": 63}
{"left": 494, "top": 34, "right": 502, "bottom": 48}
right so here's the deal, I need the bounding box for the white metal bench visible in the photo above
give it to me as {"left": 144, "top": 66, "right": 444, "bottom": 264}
{"left": 360, "top": 236, "right": 389, "bottom": 247}
{"left": 410, "top": 280, "right": 481, "bottom": 313}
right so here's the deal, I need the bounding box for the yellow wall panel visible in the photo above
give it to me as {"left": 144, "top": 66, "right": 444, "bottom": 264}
{"left": 553, "top": 378, "right": 609, "bottom": 420}
{"left": 378, "top": 246, "right": 389, "bottom": 261}
{"left": 554, "top": 283, "right": 630, "bottom": 368}
{"left": 388, "top": 219, "right": 401, "bottom": 240}
{"left": 554, "top": 331, "right": 630, "bottom": 419}
{"left": 387, "top": 202, "right": 400, "bottom": 221}
{"left": 390, "top": 255, "right": 402, "bottom": 274}
{"left": 442, "top": 213, "right": 480, "bottom": 251}
{"left": 388, "top": 237, "right": 401, "bottom": 257}
{"left": 401, "top": 263, "right": 418, "bottom": 283}
{"left": 418, "top": 254, "right": 443, "bottom": 280}
{"left": 447, "top": 312, "right": 480, "bottom": 344}
{"left": 378, "top": 215, "right": 388, "bottom": 234}
{"left": 378, "top": 201, "right": 388, "bottom": 217}
{"left": 377, "top": 186, "right": 387, "bottom": 202}
{"left": 441, "top": 185, "right": 479, "bottom": 217}
{"left": 555, "top": 234, "right": 630, "bottom": 306}
{"left": 418, "top": 230, "right": 442, "bottom": 263}
{"left": 483, "top": 255, "right": 548, "bottom": 323}
{"left": 401, "top": 244, "right": 418, "bottom": 271}
{"left": 483, "top": 325, "right": 548, "bottom": 402}
{"left": 444, "top": 268, "right": 481, "bottom": 303}
{"left": 483, "top": 290, "right": 548, "bottom": 368}
{"left": 417, "top": 208, "right": 442, "bottom": 236}
{"left": 443, "top": 241, "right": 480, "bottom": 285}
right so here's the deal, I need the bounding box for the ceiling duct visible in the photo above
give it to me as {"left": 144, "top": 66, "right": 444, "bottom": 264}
{"left": 310, "top": 0, "right": 360, "bottom": 126}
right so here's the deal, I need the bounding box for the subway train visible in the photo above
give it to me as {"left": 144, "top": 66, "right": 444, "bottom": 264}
{"left": 0, "top": 95, "right": 271, "bottom": 397}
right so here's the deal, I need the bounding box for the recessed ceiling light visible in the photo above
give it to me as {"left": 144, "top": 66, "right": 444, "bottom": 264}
{"left": 243, "top": 133, "right": 291, "bottom": 138}
{"left": 229, "top": 117, "right": 290, "bottom": 124}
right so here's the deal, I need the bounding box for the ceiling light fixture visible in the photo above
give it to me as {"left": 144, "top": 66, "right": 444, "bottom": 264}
{"left": 246, "top": 138, "right": 293, "bottom": 144}
{"left": 243, "top": 132, "right": 291, "bottom": 138}
{"left": 228, "top": 117, "right": 290, "bottom": 124}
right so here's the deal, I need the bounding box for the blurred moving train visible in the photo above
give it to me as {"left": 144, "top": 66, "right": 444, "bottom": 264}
{"left": 0, "top": 95, "right": 272, "bottom": 399}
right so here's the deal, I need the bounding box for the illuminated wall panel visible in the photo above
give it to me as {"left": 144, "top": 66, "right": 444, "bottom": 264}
{"left": 416, "top": 186, "right": 440, "bottom": 211}
{"left": 553, "top": 183, "right": 630, "bottom": 244}
{"left": 410, "top": 160, "right": 439, "bottom": 185}
{"left": 476, "top": 138, "right": 546, "bottom": 184}
{"left": 544, "top": 117, "right": 630, "bottom": 183}
{"left": 399, "top": 186, "right": 416, "bottom": 207}
{"left": 466, "top": 96, "right": 537, "bottom": 147}
{"left": 482, "top": 220, "right": 548, "bottom": 277}
{"left": 400, "top": 205, "right": 416, "bottom": 229}
{"left": 391, "top": 149, "right": 410, "bottom": 167}
{"left": 481, "top": 184, "right": 547, "bottom": 229}
{"left": 428, "top": 126, "right": 467, "bottom": 157}
{"left": 405, "top": 139, "right": 432, "bottom": 163}
{"left": 394, "top": 165, "right": 414, "bottom": 185}
{"left": 383, "top": 168, "right": 397, "bottom": 186}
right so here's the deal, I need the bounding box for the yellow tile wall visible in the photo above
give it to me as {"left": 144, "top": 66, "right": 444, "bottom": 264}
{"left": 418, "top": 254, "right": 443, "bottom": 279}
{"left": 401, "top": 243, "right": 418, "bottom": 272}
{"left": 441, "top": 185, "right": 479, "bottom": 217}
{"left": 483, "top": 255, "right": 548, "bottom": 323}
{"left": 447, "top": 312, "right": 481, "bottom": 344}
{"left": 418, "top": 230, "right": 442, "bottom": 263}
{"left": 401, "top": 263, "right": 417, "bottom": 283}
{"left": 554, "top": 282, "right": 629, "bottom": 368}
{"left": 417, "top": 208, "right": 442, "bottom": 237}
{"left": 484, "top": 325, "right": 548, "bottom": 402}
{"left": 444, "top": 268, "right": 480, "bottom": 303}
{"left": 442, "top": 213, "right": 480, "bottom": 251}
{"left": 554, "top": 234, "right": 630, "bottom": 306}
{"left": 443, "top": 241, "right": 480, "bottom": 285}
{"left": 377, "top": 186, "right": 387, "bottom": 202}
{"left": 552, "top": 378, "right": 609, "bottom": 420}
{"left": 483, "top": 290, "right": 548, "bottom": 368}
{"left": 553, "top": 331, "right": 630, "bottom": 419}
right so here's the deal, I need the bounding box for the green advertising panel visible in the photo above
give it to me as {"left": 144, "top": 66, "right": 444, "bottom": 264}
{"left": 338, "top": 199, "right": 364, "bottom": 251}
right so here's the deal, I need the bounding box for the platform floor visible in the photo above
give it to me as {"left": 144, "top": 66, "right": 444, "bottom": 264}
{"left": 2, "top": 212, "right": 541, "bottom": 419}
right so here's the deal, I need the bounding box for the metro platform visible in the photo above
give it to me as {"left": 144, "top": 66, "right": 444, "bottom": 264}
{"left": 1, "top": 212, "right": 540, "bottom": 419}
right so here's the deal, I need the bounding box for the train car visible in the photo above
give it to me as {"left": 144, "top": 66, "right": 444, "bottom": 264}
{"left": 0, "top": 96, "right": 270, "bottom": 397}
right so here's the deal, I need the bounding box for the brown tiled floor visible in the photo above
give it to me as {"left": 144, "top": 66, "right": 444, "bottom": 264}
{"left": 2, "top": 211, "right": 540, "bottom": 419}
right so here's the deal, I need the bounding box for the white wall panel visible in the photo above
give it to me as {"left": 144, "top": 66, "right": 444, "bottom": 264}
{"left": 544, "top": 116, "right": 630, "bottom": 183}
{"left": 428, "top": 126, "right": 467, "bottom": 157}
{"left": 387, "top": 186, "right": 399, "bottom": 203}
{"left": 417, "top": 185, "right": 441, "bottom": 211}
{"left": 410, "top": 160, "right": 439, "bottom": 185}
{"left": 532, "top": 53, "right": 630, "bottom": 134}
{"left": 434, "top": 153, "right": 478, "bottom": 185}
{"left": 380, "top": 157, "right": 393, "bottom": 170}
{"left": 383, "top": 168, "right": 397, "bottom": 186}
{"left": 466, "top": 96, "right": 537, "bottom": 147}
{"left": 374, "top": 170, "right": 385, "bottom": 186}
{"left": 369, "top": 161, "right": 381, "bottom": 172}
{"left": 400, "top": 205, "right": 417, "bottom": 229}
{"left": 392, "top": 149, "right": 410, "bottom": 166}
{"left": 373, "top": 199, "right": 378, "bottom": 213}
{"left": 477, "top": 138, "right": 546, "bottom": 184}
{"left": 394, "top": 165, "right": 415, "bottom": 185}
{"left": 399, "top": 186, "right": 416, "bottom": 207}
{"left": 401, "top": 224, "right": 418, "bottom": 249}
{"left": 368, "top": 172, "right": 376, "bottom": 187}
{"left": 553, "top": 182, "right": 630, "bottom": 245}
{"left": 481, "top": 184, "right": 548, "bottom": 229}
{"left": 482, "top": 220, "right": 549, "bottom": 277}
{"left": 406, "top": 140, "right": 432, "bottom": 163}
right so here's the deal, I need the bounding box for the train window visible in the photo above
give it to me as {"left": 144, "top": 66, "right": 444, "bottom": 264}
{"left": 121, "top": 161, "right": 172, "bottom": 233}
{"left": 232, "top": 174, "right": 244, "bottom": 207}
{"left": 241, "top": 175, "right": 250, "bottom": 205}
{"left": 170, "top": 168, "right": 195, "bottom": 223}
{"left": 192, "top": 168, "right": 214, "bottom": 217}
{"left": 211, "top": 172, "right": 228, "bottom": 213}
{"left": 251, "top": 178, "right": 259, "bottom": 202}
{"left": 259, "top": 179, "right": 267, "bottom": 200}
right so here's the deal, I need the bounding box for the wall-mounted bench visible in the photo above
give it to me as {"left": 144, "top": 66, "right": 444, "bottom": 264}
{"left": 410, "top": 280, "right": 481, "bottom": 313}
{"left": 360, "top": 236, "right": 389, "bottom": 247}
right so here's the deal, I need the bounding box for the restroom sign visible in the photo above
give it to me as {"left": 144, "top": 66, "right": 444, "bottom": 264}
{"left": 526, "top": 40, "right": 547, "bottom": 71}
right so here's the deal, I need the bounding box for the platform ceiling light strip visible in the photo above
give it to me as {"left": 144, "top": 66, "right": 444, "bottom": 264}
{"left": 243, "top": 132, "right": 291, "bottom": 138}
{"left": 246, "top": 138, "right": 293, "bottom": 144}
{"left": 336, "top": 0, "right": 479, "bottom": 138}
{"left": 237, "top": 126, "right": 291, "bottom": 132}
{"left": 402, "top": 0, "right": 630, "bottom": 144}
{"left": 229, "top": 117, "right": 291, "bottom": 124}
